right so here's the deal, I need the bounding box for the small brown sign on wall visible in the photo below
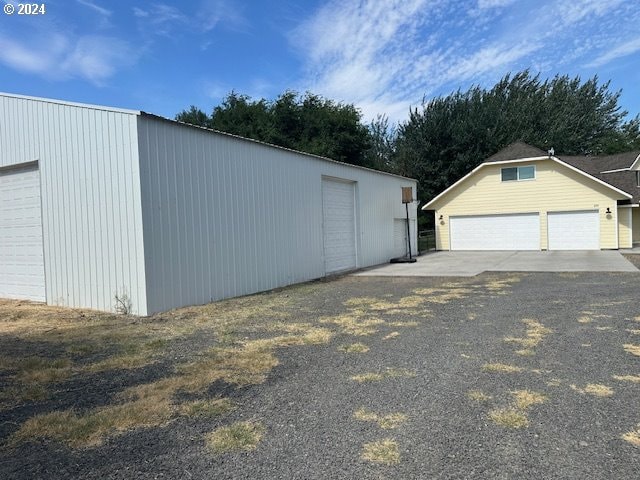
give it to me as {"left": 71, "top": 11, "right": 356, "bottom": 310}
{"left": 401, "top": 187, "right": 413, "bottom": 204}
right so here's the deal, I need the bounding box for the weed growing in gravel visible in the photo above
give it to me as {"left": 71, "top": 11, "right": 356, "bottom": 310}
{"left": 622, "top": 425, "right": 640, "bottom": 447}
{"left": 413, "top": 286, "right": 473, "bottom": 304}
{"left": 488, "top": 408, "right": 529, "bottom": 428}
{"left": 383, "top": 331, "right": 400, "bottom": 340}
{"left": 350, "top": 368, "right": 416, "bottom": 383}
{"left": 482, "top": 363, "right": 523, "bottom": 373}
{"left": 578, "top": 316, "right": 593, "bottom": 324}
{"left": 361, "top": 439, "right": 400, "bottom": 465}
{"left": 613, "top": 375, "right": 640, "bottom": 383}
{"left": 467, "top": 390, "right": 492, "bottom": 402}
{"left": 354, "top": 408, "right": 408, "bottom": 429}
{"left": 206, "top": 421, "right": 264, "bottom": 453}
{"left": 626, "top": 329, "right": 640, "bottom": 335}
{"left": 570, "top": 384, "right": 614, "bottom": 397}
{"left": 515, "top": 349, "right": 535, "bottom": 356}
{"left": 338, "top": 343, "right": 370, "bottom": 353}
{"left": 623, "top": 344, "right": 640, "bottom": 357}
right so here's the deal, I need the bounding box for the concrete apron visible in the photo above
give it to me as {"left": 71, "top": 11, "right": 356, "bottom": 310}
{"left": 354, "top": 250, "right": 639, "bottom": 277}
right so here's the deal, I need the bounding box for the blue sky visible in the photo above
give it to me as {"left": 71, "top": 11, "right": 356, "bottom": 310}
{"left": 1, "top": 0, "right": 639, "bottom": 123}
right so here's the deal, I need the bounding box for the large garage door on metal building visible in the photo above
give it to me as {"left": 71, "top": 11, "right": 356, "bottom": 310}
{"left": 450, "top": 213, "right": 540, "bottom": 250}
{"left": 0, "top": 164, "right": 46, "bottom": 301}
{"left": 322, "top": 177, "right": 357, "bottom": 273}
{"left": 547, "top": 210, "right": 599, "bottom": 250}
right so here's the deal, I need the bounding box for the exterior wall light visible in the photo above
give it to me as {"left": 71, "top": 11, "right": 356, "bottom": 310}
{"left": 605, "top": 207, "right": 611, "bottom": 214}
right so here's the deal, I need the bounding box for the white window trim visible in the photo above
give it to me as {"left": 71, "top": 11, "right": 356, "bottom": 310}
{"left": 501, "top": 165, "right": 536, "bottom": 182}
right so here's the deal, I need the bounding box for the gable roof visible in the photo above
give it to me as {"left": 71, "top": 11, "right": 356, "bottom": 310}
{"left": 422, "top": 142, "right": 635, "bottom": 210}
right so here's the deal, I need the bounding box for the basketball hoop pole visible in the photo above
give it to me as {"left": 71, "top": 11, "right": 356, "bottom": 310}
{"left": 405, "top": 201, "right": 412, "bottom": 260}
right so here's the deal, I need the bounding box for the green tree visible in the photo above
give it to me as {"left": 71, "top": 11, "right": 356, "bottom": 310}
{"left": 176, "top": 91, "right": 372, "bottom": 167}
{"left": 393, "top": 70, "right": 634, "bottom": 205}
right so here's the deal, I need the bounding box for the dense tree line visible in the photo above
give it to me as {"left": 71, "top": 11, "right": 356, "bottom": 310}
{"left": 176, "top": 91, "right": 371, "bottom": 166}
{"left": 176, "top": 71, "right": 640, "bottom": 212}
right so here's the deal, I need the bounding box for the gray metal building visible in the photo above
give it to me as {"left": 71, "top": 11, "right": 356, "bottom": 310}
{"left": 0, "top": 93, "right": 417, "bottom": 315}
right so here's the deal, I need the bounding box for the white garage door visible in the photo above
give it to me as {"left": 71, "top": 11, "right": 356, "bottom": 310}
{"left": 450, "top": 213, "right": 540, "bottom": 250}
{"left": 548, "top": 210, "right": 599, "bottom": 250}
{"left": 322, "top": 178, "right": 356, "bottom": 273}
{"left": 0, "top": 164, "right": 46, "bottom": 301}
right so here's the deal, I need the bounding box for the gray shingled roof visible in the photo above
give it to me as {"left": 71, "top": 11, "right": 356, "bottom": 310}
{"left": 483, "top": 142, "right": 640, "bottom": 203}
{"left": 484, "top": 142, "right": 548, "bottom": 163}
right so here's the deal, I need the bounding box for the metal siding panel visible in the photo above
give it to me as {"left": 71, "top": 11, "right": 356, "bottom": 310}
{"left": 0, "top": 95, "right": 147, "bottom": 314}
{"left": 138, "top": 117, "right": 417, "bottom": 314}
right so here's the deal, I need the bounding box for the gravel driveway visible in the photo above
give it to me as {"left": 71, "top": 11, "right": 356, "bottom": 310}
{"left": 1, "top": 268, "right": 639, "bottom": 479}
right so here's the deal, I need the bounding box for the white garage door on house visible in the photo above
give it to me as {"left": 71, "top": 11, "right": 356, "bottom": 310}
{"left": 450, "top": 213, "right": 540, "bottom": 250}
{"left": 547, "top": 210, "right": 599, "bottom": 250}
{"left": 0, "top": 164, "right": 46, "bottom": 301}
{"left": 322, "top": 177, "right": 357, "bottom": 273}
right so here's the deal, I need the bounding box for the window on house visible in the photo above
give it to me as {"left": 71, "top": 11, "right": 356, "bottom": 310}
{"left": 636, "top": 171, "right": 640, "bottom": 187}
{"left": 501, "top": 165, "right": 536, "bottom": 182}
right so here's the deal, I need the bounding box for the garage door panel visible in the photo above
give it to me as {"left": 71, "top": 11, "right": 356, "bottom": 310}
{"left": 0, "top": 165, "right": 46, "bottom": 302}
{"left": 322, "top": 178, "right": 357, "bottom": 273}
{"left": 450, "top": 213, "right": 540, "bottom": 250}
{"left": 548, "top": 210, "right": 599, "bottom": 250}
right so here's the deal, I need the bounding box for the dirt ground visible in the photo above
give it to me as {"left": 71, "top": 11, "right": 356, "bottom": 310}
{"left": 1, "top": 269, "right": 639, "bottom": 479}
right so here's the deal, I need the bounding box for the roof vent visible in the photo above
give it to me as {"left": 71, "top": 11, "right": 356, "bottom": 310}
{"left": 548, "top": 147, "right": 555, "bottom": 157}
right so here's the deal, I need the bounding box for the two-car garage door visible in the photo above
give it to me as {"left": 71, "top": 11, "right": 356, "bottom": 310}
{"left": 449, "top": 210, "right": 600, "bottom": 250}
{"left": 0, "top": 164, "right": 46, "bottom": 301}
{"left": 450, "top": 213, "right": 540, "bottom": 250}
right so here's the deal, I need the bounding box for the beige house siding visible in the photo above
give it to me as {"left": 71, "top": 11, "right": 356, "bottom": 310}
{"left": 618, "top": 207, "right": 633, "bottom": 249}
{"left": 633, "top": 208, "right": 640, "bottom": 244}
{"left": 430, "top": 159, "right": 627, "bottom": 250}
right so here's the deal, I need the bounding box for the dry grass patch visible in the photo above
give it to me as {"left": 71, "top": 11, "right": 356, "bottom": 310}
{"left": 613, "top": 374, "right": 640, "bottom": 383}
{"left": 10, "top": 398, "right": 173, "bottom": 448}
{"left": 413, "top": 286, "right": 473, "bottom": 304}
{"left": 504, "top": 319, "right": 551, "bottom": 354}
{"left": 354, "top": 408, "right": 407, "bottom": 429}
{"left": 515, "top": 349, "right": 535, "bottom": 356}
{"left": 351, "top": 368, "right": 416, "bottom": 383}
{"left": 511, "top": 390, "right": 546, "bottom": 410}
{"left": 570, "top": 384, "right": 614, "bottom": 397}
{"left": 626, "top": 329, "right": 640, "bottom": 335}
{"left": 622, "top": 426, "right": 640, "bottom": 447}
{"left": 578, "top": 316, "right": 593, "bottom": 324}
{"left": 320, "top": 314, "right": 384, "bottom": 336}
{"left": 338, "top": 343, "right": 370, "bottom": 353}
{"left": 488, "top": 408, "right": 528, "bottom": 429}
{"left": 383, "top": 331, "right": 400, "bottom": 340}
{"left": 179, "top": 398, "right": 234, "bottom": 418}
{"left": 205, "top": 421, "right": 264, "bottom": 453}
{"left": 482, "top": 363, "right": 523, "bottom": 373}
{"left": 387, "top": 321, "right": 419, "bottom": 328}
{"left": 624, "top": 344, "right": 640, "bottom": 357}
{"left": 361, "top": 439, "right": 400, "bottom": 465}
{"left": 467, "top": 390, "right": 492, "bottom": 402}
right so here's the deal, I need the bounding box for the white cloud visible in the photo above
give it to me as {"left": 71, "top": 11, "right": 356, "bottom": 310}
{"left": 476, "top": 0, "right": 515, "bottom": 10}
{"left": 586, "top": 37, "right": 640, "bottom": 68}
{"left": 76, "top": 0, "right": 111, "bottom": 17}
{"left": 291, "top": 0, "right": 638, "bottom": 123}
{"left": 0, "top": 32, "right": 136, "bottom": 84}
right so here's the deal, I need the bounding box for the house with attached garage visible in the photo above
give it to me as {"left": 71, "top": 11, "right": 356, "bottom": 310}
{"left": 0, "top": 92, "right": 417, "bottom": 316}
{"left": 422, "top": 142, "right": 640, "bottom": 251}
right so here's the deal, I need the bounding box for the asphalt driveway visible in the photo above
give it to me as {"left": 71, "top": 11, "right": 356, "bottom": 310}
{"left": 356, "top": 250, "right": 639, "bottom": 277}
{"left": 1, "top": 271, "right": 640, "bottom": 479}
